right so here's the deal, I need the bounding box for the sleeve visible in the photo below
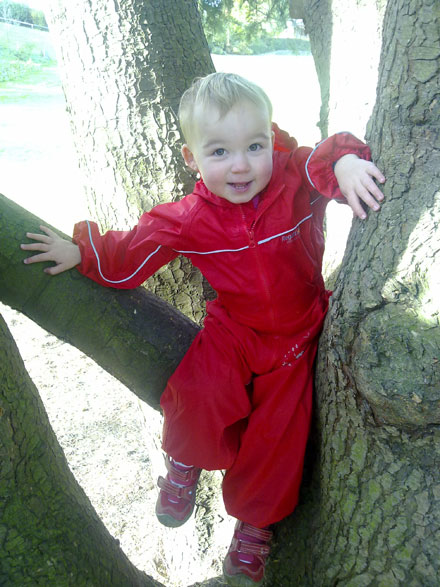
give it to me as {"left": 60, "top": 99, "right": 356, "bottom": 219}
{"left": 72, "top": 204, "right": 183, "bottom": 289}
{"left": 304, "top": 132, "right": 372, "bottom": 199}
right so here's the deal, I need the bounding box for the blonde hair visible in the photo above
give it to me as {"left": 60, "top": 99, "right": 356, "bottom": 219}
{"left": 179, "top": 72, "right": 273, "bottom": 146}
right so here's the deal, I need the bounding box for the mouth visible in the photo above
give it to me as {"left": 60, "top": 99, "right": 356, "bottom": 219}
{"left": 228, "top": 181, "right": 252, "bottom": 192}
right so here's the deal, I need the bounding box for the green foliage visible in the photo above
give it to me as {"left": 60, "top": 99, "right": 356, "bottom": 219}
{"left": 198, "top": 0, "right": 309, "bottom": 55}
{"left": 29, "top": 8, "right": 47, "bottom": 29}
{"left": 0, "top": 22, "right": 56, "bottom": 83}
{"left": 0, "top": 0, "right": 47, "bottom": 29}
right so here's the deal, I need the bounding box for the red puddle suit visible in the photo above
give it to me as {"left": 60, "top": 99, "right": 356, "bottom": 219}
{"left": 73, "top": 129, "right": 371, "bottom": 528}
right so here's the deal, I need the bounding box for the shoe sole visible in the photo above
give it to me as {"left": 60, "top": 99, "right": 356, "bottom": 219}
{"left": 223, "top": 567, "right": 264, "bottom": 586}
{"left": 155, "top": 502, "right": 195, "bottom": 528}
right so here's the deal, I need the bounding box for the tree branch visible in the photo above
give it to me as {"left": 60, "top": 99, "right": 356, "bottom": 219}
{"left": 0, "top": 194, "right": 200, "bottom": 409}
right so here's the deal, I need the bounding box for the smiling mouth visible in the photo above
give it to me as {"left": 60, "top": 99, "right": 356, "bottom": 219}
{"left": 229, "top": 181, "right": 252, "bottom": 191}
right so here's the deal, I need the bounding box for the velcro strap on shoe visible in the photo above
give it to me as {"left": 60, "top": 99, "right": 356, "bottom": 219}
{"left": 164, "top": 456, "right": 200, "bottom": 484}
{"left": 236, "top": 521, "right": 273, "bottom": 543}
{"left": 157, "top": 476, "right": 196, "bottom": 500}
{"left": 232, "top": 537, "right": 271, "bottom": 558}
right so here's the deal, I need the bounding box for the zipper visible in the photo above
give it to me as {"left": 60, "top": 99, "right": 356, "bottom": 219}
{"left": 240, "top": 206, "right": 276, "bottom": 330}
{"left": 248, "top": 220, "right": 256, "bottom": 248}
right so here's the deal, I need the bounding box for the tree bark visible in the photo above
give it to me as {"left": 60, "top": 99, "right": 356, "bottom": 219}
{"left": 0, "top": 194, "right": 199, "bottom": 409}
{"left": 267, "top": 1, "right": 440, "bottom": 584}
{"left": 0, "top": 313, "right": 163, "bottom": 586}
{"left": 45, "top": 0, "right": 215, "bottom": 323}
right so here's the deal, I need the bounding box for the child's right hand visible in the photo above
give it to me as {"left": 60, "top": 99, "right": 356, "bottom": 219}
{"left": 21, "top": 225, "right": 81, "bottom": 275}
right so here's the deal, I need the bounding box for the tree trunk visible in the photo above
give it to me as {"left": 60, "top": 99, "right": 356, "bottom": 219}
{"left": 45, "top": 0, "right": 215, "bottom": 323}
{"left": 0, "top": 194, "right": 199, "bottom": 409}
{"left": 267, "top": 1, "right": 440, "bottom": 584}
{"left": 0, "top": 313, "right": 163, "bottom": 586}
{"left": 296, "top": 0, "right": 386, "bottom": 139}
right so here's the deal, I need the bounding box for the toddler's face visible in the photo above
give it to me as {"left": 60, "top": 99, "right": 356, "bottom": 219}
{"left": 182, "top": 100, "right": 274, "bottom": 204}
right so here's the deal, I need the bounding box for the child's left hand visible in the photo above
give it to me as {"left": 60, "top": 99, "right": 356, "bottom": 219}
{"left": 334, "top": 154, "right": 386, "bottom": 219}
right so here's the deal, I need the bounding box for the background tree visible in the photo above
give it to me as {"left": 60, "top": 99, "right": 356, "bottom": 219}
{"left": 45, "top": 0, "right": 215, "bottom": 323}
{"left": 199, "top": 0, "right": 307, "bottom": 55}
{"left": 0, "top": 1, "right": 31, "bottom": 25}
{"left": 291, "top": 0, "right": 386, "bottom": 139}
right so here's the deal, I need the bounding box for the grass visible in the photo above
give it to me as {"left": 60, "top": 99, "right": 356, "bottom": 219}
{"left": 0, "top": 65, "right": 60, "bottom": 103}
{"left": 0, "top": 22, "right": 58, "bottom": 101}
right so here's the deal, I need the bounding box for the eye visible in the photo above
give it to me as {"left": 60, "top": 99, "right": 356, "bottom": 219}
{"left": 249, "top": 143, "right": 262, "bottom": 152}
{"left": 213, "top": 148, "right": 226, "bottom": 156}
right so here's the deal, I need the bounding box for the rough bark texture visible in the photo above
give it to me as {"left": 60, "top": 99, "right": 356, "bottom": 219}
{"left": 0, "top": 314, "right": 163, "bottom": 586}
{"left": 45, "top": 0, "right": 215, "bottom": 323}
{"left": 267, "top": 1, "right": 440, "bottom": 585}
{"left": 0, "top": 194, "right": 199, "bottom": 409}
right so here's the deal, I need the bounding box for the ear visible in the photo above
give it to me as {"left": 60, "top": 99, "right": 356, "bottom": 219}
{"left": 181, "top": 144, "right": 199, "bottom": 172}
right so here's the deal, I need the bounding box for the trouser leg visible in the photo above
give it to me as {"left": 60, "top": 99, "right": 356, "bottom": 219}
{"left": 160, "top": 315, "right": 252, "bottom": 470}
{"left": 161, "top": 310, "right": 318, "bottom": 528}
{"left": 222, "top": 343, "right": 317, "bottom": 528}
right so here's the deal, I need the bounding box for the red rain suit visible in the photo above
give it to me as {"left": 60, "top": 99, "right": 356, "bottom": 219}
{"left": 73, "top": 128, "right": 371, "bottom": 528}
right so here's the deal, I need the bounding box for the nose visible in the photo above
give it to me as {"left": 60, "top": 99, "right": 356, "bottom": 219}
{"left": 231, "top": 151, "right": 251, "bottom": 173}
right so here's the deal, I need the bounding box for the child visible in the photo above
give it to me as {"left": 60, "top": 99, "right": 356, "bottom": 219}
{"left": 21, "top": 73, "right": 385, "bottom": 586}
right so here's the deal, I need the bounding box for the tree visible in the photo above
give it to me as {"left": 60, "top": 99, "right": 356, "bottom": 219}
{"left": 2, "top": 0, "right": 439, "bottom": 584}
{"left": 0, "top": 195, "right": 198, "bottom": 585}
{"left": 265, "top": 0, "right": 440, "bottom": 584}
{"left": 291, "top": 0, "right": 386, "bottom": 139}
{"left": 2, "top": 1, "right": 224, "bottom": 582}
{"left": 0, "top": 298, "right": 164, "bottom": 585}
{"left": 199, "top": 0, "right": 294, "bottom": 55}
{"left": 0, "top": 1, "right": 32, "bottom": 25}
{"left": 45, "top": 0, "right": 215, "bottom": 323}
{"left": 0, "top": 196, "right": 198, "bottom": 408}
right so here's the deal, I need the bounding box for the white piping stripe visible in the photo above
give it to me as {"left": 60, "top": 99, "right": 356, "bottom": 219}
{"left": 86, "top": 220, "right": 163, "bottom": 284}
{"left": 305, "top": 131, "right": 355, "bottom": 189}
{"left": 305, "top": 136, "right": 329, "bottom": 189}
{"left": 257, "top": 213, "right": 312, "bottom": 245}
{"left": 86, "top": 209, "right": 315, "bottom": 278}
{"left": 175, "top": 214, "right": 313, "bottom": 254}
{"left": 174, "top": 245, "right": 250, "bottom": 255}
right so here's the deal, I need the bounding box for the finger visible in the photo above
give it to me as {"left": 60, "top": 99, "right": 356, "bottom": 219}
{"left": 357, "top": 186, "right": 382, "bottom": 211}
{"left": 367, "top": 163, "right": 386, "bottom": 184}
{"left": 353, "top": 204, "right": 367, "bottom": 220}
{"left": 23, "top": 252, "right": 52, "bottom": 265}
{"left": 39, "top": 225, "right": 59, "bottom": 238}
{"left": 25, "top": 232, "right": 52, "bottom": 243}
{"left": 345, "top": 192, "right": 367, "bottom": 220}
{"left": 362, "top": 178, "right": 385, "bottom": 202}
{"left": 44, "top": 264, "right": 65, "bottom": 276}
{"left": 21, "top": 242, "right": 50, "bottom": 252}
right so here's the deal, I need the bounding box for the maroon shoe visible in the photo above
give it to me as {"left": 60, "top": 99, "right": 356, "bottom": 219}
{"left": 223, "top": 520, "right": 272, "bottom": 585}
{"left": 155, "top": 455, "right": 201, "bottom": 527}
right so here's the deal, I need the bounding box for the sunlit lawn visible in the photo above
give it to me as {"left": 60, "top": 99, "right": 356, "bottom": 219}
{"left": 0, "top": 65, "right": 60, "bottom": 103}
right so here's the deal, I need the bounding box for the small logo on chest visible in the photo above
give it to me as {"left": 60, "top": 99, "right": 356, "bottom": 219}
{"left": 282, "top": 228, "right": 300, "bottom": 243}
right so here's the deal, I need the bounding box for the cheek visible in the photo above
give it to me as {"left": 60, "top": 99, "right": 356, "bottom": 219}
{"left": 202, "top": 164, "right": 226, "bottom": 185}
{"left": 260, "top": 157, "right": 273, "bottom": 180}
